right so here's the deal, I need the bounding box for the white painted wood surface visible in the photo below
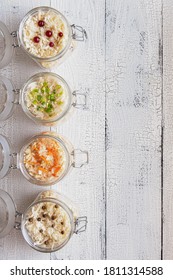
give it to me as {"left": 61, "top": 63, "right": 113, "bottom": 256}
{"left": 0, "top": 0, "right": 172, "bottom": 260}
{"left": 106, "top": 0, "right": 162, "bottom": 260}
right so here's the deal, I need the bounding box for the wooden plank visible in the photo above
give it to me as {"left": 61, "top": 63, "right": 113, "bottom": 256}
{"left": 163, "top": 0, "right": 173, "bottom": 260}
{"left": 0, "top": 0, "right": 51, "bottom": 260}
{"left": 106, "top": 0, "right": 162, "bottom": 259}
{"left": 50, "top": 0, "right": 106, "bottom": 259}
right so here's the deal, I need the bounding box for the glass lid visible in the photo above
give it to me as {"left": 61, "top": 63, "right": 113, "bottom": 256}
{"left": 0, "top": 21, "right": 14, "bottom": 69}
{"left": 0, "top": 189, "right": 16, "bottom": 238}
{"left": 0, "top": 76, "right": 15, "bottom": 121}
{"left": 0, "top": 135, "right": 12, "bottom": 179}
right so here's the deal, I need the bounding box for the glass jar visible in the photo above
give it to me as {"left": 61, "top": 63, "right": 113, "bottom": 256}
{"left": 0, "top": 189, "right": 87, "bottom": 253}
{"left": 0, "top": 6, "right": 87, "bottom": 69}
{"left": 0, "top": 72, "right": 87, "bottom": 125}
{"left": 0, "top": 132, "right": 88, "bottom": 186}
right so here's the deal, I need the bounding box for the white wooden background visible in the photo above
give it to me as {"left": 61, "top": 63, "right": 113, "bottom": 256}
{"left": 0, "top": 0, "right": 173, "bottom": 260}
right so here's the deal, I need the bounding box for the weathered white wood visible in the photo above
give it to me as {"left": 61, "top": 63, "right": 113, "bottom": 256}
{"left": 0, "top": 0, "right": 165, "bottom": 261}
{"left": 0, "top": 0, "right": 51, "bottom": 260}
{"left": 106, "top": 0, "right": 162, "bottom": 259}
{"left": 50, "top": 0, "right": 106, "bottom": 260}
{"left": 163, "top": 0, "right": 173, "bottom": 260}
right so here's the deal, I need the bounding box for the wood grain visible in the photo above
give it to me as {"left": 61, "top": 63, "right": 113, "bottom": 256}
{"left": 0, "top": 0, "right": 168, "bottom": 260}
{"left": 106, "top": 0, "right": 162, "bottom": 259}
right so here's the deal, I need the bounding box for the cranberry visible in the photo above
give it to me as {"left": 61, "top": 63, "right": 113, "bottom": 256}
{"left": 38, "top": 20, "right": 45, "bottom": 27}
{"left": 45, "top": 30, "right": 52, "bottom": 37}
{"left": 49, "top": 42, "right": 54, "bottom": 47}
{"left": 58, "top": 32, "right": 63, "bottom": 37}
{"left": 33, "top": 36, "right": 40, "bottom": 43}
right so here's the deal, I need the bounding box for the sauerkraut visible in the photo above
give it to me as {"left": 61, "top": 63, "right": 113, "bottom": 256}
{"left": 25, "top": 75, "right": 67, "bottom": 121}
{"left": 23, "top": 137, "right": 66, "bottom": 182}
{"left": 25, "top": 200, "right": 72, "bottom": 250}
{"left": 22, "top": 9, "right": 69, "bottom": 58}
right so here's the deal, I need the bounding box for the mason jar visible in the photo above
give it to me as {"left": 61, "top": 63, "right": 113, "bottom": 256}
{"left": 0, "top": 73, "right": 87, "bottom": 125}
{"left": 0, "top": 6, "right": 87, "bottom": 69}
{"left": 0, "top": 132, "right": 88, "bottom": 186}
{"left": 0, "top": 189, "right": 87, "bottom": 253}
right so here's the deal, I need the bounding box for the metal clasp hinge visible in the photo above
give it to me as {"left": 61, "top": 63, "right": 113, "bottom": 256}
{"left": 72, "top": 149, "right": 89, "bottom": 168}
{"left": 72, "top": 90, "right": 88, "bottom": 109}
{"left": 11, "top": 31, "right": 20, "bottom": 48}
{"left": 75, "top": 216, "right": 88, "bottom": 234}
{"left": 10, "top": 152, "right": 18, "bottom": 169}
{"left": 71, "top": 24, "right": 87, "bottom": 41}
{"left": 12, "top": 89, "right": 20, "bottom": 104}
{"left": 14, "top": 211, "right": 22, "bottom": 230}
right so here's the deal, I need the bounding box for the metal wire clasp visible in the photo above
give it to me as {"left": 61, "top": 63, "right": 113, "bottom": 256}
{"left": 75, "top": 216, "right": 88, "bottom": 234}
{"left": 12, "top": 89, "right": 20, "bottom": 104}
{"left": 72, "top": 149, "right": 89, "bottom": 168}
{"left": 14, "top": 211, "right": 22, "bottom": 230}
{"left": 11, "top": 31, "right": 20, "bottom": 48}
{"left": 10, "top": 152, "right": 18, "bottom": 169}
{"left": 71, "top": 24, "right": 87, "bottom": 41}
{"left": 72, "top": 90, "right": 88, "bottom": 109}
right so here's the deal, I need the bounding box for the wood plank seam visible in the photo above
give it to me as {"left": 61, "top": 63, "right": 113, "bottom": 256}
{"left": 104, "top": 0, "right": 107, "bottom": 260}
{"left": 161, "top": 0, "right": 163, "bottom": 260}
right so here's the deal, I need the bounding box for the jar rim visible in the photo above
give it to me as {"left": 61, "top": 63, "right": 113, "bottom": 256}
{"left": 20, "top": 72, "right": 73, "bottom": 124}
{"left": 18, "top": 6, "right": 72, "bottom": 61}
{"left": 21, "top": 197, "right": 75, "bottom": 253}
{"left": 19, "top": 134, "right": 72, "bottom": 186}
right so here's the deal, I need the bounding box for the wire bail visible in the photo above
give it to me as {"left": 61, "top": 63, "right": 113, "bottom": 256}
{"left": 72, "top": 149, "right": 89, "bottom": 168}
{"left": 11, "top": 31, "right": 20, "bottom": 48}
{"left": 72, "top": 90, "right": 88, "bottom": 109}
{"left": 10, "top": 152, "right": 18, "bottom": 169}
{"left": 14, "top": 211, "right": 22, "bottom": 230}
{"left": 71, "top": 24, "right": 87, "bottom": 41}
{"left": 75, "top": 216, "right": 88, "bottom": 234}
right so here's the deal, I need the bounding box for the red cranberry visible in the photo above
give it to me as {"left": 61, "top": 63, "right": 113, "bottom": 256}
{"left": 45, "top": 30, "right": 52, "bottom": 37}
{"left": 49, "top": 42, "right": 54, "bottom": 47}
{"left": 33, "top": 36, "right": 40, "bottom": 43}
{"left": 58, "top": 32, "right": 63, "bottom": 37}
{"left": 38, "top": 20, "right": 45, "bottom": 27}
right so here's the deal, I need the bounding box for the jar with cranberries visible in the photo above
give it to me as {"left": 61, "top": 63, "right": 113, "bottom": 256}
{"left": 0, "top": 6, "right": 87, "bottom": 69}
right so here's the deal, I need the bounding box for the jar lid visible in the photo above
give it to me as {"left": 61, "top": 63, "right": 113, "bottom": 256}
{"left": 0, "top": 21, "right": 14, "bottom": 69}
{"left": 0, "top": 189, "right": 16, "bottom": 238}
{"left": 0, "top": 76, "right": 15, "bottom": 121}
{"left": 0, "top": 135, "right": 12, "bottom": 179}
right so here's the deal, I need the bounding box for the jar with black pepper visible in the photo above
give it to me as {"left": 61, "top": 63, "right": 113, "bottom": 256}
{"left": 0, "top": 189, "right": 87, "bottom": 253}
